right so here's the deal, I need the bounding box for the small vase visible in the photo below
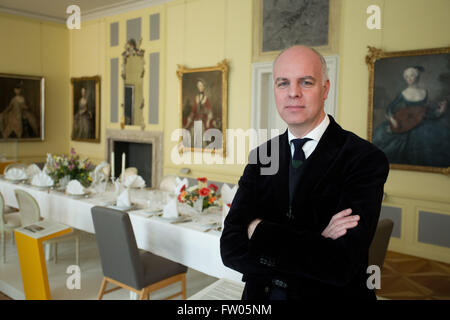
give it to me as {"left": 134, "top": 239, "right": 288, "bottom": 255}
{"left": 193, "top": 196, "right": 205, "bottom": 214}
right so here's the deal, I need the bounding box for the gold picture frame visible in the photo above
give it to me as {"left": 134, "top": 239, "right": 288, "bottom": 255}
{"left": 366, "top": 46, "right": 450, "bottom": 175}
{"left": 0, "top": 73, "right": 45, "bottom": 141}
{"left": 176, "top": 60, "right": 229, "bottom": 157}
{"left": 252, "top": 0, "right": 341, "bottom": 62}
{"left": 71, "top": 76, "right": 101, "bottom": 143}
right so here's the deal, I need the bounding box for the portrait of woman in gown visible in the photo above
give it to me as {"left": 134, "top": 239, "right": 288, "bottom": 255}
{"left": 0, "top": 83, "right": 39, "bottom": 139}
{"left": 72, "top": 87, "right": 94, "bottom": 140}
{"left": 373, "top": 66, "right": 450, "bottom": 167}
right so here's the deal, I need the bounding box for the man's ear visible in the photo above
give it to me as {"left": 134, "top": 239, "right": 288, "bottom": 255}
{"left": 323, "top": 79, "right": 331, "bottom": 100}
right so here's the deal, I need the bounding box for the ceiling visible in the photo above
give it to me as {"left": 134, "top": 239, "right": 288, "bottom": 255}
{"left": 0, "top": 0, "right": 169, "bottom": 23}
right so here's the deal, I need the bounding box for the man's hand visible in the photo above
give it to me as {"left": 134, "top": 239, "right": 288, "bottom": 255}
{"left": 248, "top": 218, "right": 262, "bottom": 239}
{"left": 321, "top": 209, "right": 359, "bottom": 240}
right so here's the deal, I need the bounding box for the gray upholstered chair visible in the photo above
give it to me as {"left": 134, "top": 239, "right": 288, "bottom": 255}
{"left": 0, "top": 192, "right": 22, "bottom": 263}
{"left": 369, "top": 219, "right": 394, "bottom": 270}
{"left": 91, "top": 206, "right": 187, "bottom": 300}
{"left": 14, "top": 189, "right": 80, "bottom": 265}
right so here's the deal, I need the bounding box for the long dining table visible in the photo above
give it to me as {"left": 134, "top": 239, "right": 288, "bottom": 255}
{"left": 0, "top": 178, "right": 242, "bottom": 283}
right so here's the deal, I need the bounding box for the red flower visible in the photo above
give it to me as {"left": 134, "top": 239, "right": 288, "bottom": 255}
{"left": 199, "top": 187, "right": 210, "bottom": 197}
{"left": 180, "top": 185, "right": 186, "bottom": 193}
{"left": 227, "top": 203, "right": 231, "bottom": 208}
{"left": 208, "top": 183, "right": 218, "bottom": 192}
{"left": 197, "top": 177, "right": 207, "bottom": 183}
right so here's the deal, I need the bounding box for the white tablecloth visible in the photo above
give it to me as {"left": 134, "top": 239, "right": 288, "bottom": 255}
{"left": 0, "top": 179, "right": 242, "bottom": 282}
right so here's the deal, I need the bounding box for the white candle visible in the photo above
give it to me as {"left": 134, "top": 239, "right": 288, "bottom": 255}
{"left": 111, "top": 152, "right": 115, "bottom": 178}
{"left": 121, "top": 153, "right": 126, "bottom": 179}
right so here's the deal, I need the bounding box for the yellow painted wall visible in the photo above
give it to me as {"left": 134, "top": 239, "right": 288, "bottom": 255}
{"left": 338, "top": 0, "right": 450, "bottom": 263}
{"left": 2, "top": 0, "right": 449, "bottom": 262}
{"left": 69, "top": 20, "right": 106, "bottom": 164}
{"left": 68, "top": 6, "right": 166, "bottom": 164}
{"left": 0, "top": 13, "right": 70, "bottom": 163}
{"left": 164, "top": 0, "right": 252, "bottom": 183}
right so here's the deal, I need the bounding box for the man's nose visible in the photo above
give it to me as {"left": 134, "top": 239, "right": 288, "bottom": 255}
{"left": 288, "top": 83, "right": 302, "bottom": 98}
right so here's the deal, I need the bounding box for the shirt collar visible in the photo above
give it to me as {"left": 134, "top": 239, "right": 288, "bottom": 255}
{"left": 288, "top": 114, "right": 330, "bottom": 144}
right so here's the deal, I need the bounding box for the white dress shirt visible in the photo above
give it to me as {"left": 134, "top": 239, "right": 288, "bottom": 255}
{"left": 288, "top": 114, "right": 330, "bottom": 160}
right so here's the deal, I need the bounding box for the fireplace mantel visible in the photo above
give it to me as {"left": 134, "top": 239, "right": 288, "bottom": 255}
{"left": 106, "top": 129, "right": 163, "bottom": 188}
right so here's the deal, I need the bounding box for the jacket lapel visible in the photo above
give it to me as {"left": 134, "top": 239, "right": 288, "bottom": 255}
{"left": 291, "top": 116, "right": 348, "bottom": 207}
{"left": 266, "top": 130, "right": 290, "bottom": 208}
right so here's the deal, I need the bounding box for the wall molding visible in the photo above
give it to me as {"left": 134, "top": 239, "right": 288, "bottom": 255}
{"left": 0, "top": 0, "right": 172, "bottom": 25}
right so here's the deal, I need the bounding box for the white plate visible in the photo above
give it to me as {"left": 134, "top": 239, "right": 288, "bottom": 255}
{"left": 65, "top": 191, "right": 90, "bottom": 198}
{"left": 108, "top": 203, "right": 137, "bottom": 211}
{"left": 157, "top": 215, "right": 192, "bottom": 224}
{"left": 141, "top": 208, "right": 163, "bottom": 216}
{"left": 5, "top": 177, "right": 26, "bottom": 184}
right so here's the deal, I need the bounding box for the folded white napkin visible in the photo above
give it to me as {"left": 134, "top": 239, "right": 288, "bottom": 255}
{"left": 66, "top": 180, "right": 85, "bottom": 195}
{"left": 5, "top": 168, "right": 28, "bottom": 180}
{"left": 163, "top": 197, "right": 179, "bottom": 219}
{"left": 92, "top": 161, "right": 110, "bottom": 185}
{"left": 117, "top": 189, "right": 131, "bottom": 208}
{"left": 124, "top": 174, "right": 146, "bottom": 188}
{"left": 26, "top": 164, "right": 41, "bottom": 178}
{"left": 221, "top": 184, "right": 237, "bottom": 223}
{"left": 31, "top": 172, "right": 54, "bottom": 187}
{"left": 174, "top": 177, "right": 189, "bottom": 195}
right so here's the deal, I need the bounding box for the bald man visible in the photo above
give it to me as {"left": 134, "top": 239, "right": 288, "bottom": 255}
{"left": 220, "top": 46, "right": 389, "bottom": 300}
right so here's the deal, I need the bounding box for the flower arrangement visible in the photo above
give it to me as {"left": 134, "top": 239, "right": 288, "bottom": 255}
{"left": 177, "top": 177, "right": 221, "bottom": 211}
{"left": 45, "top": 148, "right": 95, "bottom": 187}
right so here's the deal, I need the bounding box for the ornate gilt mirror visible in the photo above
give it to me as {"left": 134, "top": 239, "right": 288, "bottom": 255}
{"left": 121, "top": 38, "right": 145, "bottom": 128}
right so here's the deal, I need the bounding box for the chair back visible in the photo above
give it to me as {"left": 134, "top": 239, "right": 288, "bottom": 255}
{"left": 14, "top": 190, "right": 41, "bottom": 226}
{"left": 91, "top": 206, "right": 144, "bottom": 290}
{"left": 0, "top": 192, "right": 6, "bottom": 230}
{"left": 369, "top": 219, "right": 394, "bottom": 270}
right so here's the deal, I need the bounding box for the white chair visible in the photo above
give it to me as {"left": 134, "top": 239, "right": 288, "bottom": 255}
{"left": 0, "top": 192, "right": 22, "bottom": 263}
{"left": 14, "top": 189, "right": 80, "bottom": 266}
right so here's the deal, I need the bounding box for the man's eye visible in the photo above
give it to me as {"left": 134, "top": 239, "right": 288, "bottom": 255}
{"left": 301, "top": 80, "right": 314, "bottom": 87}
{"left": 276, "top": 81, "right": 289, "bottom": 88}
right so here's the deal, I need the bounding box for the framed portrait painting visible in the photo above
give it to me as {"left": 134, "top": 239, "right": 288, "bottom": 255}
{"left": 71, "top": 76, "right": 101, "bottom": 143}
{"left": 0, "top": 74, "right": 44, "bottom": 141}
{"left": 252, "top": 0, "right": 341, "bottom": 62}
{"left": 366, "top": 46, "right": 450, "bottom": 175}
{"left": 176, "top": 60, "right": 229, "bottom": 156}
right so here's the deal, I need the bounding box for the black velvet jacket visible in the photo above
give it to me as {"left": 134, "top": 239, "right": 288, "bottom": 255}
{"left": 220, "top": 116, "right": 389, "bottom": 299}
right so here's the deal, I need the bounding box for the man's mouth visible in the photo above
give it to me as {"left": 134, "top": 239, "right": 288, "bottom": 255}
{"left": 285, "top": 105, "right": 305, "bottom": 110}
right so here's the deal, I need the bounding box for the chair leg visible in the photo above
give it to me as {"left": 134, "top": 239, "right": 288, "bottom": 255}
{"left": 1, "top": 231, "right": 5, "bottom": 264}
{"left": 75, "top": 236, "right": 80, "bottom": 266}
{"left": 181, "top": 273, "right": 186, "bottom": 300}
{"left": 139, "top": 288, "right": 149, "bottom": 300}
{"left": 54, "top": 242, "right": 58, "bottom": 264}
{"left": 97, "top": 278, "right": 108, "bottom": 300}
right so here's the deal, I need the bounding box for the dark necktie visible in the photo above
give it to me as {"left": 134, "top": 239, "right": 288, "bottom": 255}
{"left": 289, "top": 138, "right": 311, "bottom": 205}
{"left": 291, "top": 138, "right": 311, "bottom": 169}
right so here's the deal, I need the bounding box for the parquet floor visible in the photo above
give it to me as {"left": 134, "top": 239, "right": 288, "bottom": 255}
{"left": 1, "top": 251, "right": 449, "bottom": 300}
{"left": 376, "top": 251, "right": 450, "bottom": 300}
